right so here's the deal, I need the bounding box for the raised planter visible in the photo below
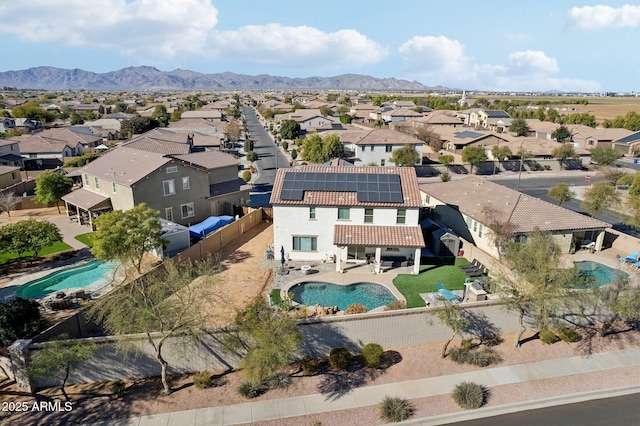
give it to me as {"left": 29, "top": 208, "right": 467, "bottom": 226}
{"left": 300, "top": 265, "right": 311, "bottom": 275}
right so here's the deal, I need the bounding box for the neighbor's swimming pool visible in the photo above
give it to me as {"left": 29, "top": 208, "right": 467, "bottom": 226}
{"left": 287, "top": 281, "right": 397, "bottom": 311}
{"left": 16, "top": 260, "right": 120, "bottom": 299}
{"left": 574, "top": 261, "right": 628, "bottom": 288}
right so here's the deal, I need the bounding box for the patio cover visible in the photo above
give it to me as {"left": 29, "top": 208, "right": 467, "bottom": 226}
{"left": 188, "top": 215, "right": 234, "bottom": 238}
{"left": 62, "top": 188, "right": 111, "bottom": 210}
{"left": 334, "top": 224, "right": 425, "bottom": 247}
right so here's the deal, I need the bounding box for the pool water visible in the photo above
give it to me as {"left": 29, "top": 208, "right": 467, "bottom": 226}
{"left": 288, "top": 281, "right": 397, "bottom": 311}
{"left": 16, "top": 260, "right": 120, "bottom": 299}
{"left": 574, "top": 261, "right": 628, "bottom": 287}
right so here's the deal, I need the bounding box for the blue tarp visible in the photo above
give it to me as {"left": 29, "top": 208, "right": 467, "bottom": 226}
{"left": 189, "top": 215, "right": 234, "bottom": 238}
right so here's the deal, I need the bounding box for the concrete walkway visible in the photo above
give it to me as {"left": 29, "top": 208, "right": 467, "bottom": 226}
{"left": 86, "top": 346, "right": 640, "bottom": 426}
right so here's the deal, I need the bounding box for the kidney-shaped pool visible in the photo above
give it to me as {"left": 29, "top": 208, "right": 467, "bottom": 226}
{"left": 287, "top": 281, "right": 397, "bottom": 311}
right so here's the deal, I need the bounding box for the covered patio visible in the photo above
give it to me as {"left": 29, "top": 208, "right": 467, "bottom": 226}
{"left": 333, "top": 224, "right": 424, "bottom": 275}
{"left": 61, "top": 188, "right": 112, "bottom": 230}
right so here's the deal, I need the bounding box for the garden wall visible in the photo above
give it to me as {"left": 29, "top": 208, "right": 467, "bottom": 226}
{"left": 0, "top": 355, "right": 14, "bottom": 380}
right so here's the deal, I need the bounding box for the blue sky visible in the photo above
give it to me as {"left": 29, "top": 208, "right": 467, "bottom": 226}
{"left": 0, "top": 1, "right": 639, "bottom": 92}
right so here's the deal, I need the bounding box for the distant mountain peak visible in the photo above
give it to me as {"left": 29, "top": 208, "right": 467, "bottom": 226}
{"left": 0, "top": 66, "right": 434, "bottom": 91}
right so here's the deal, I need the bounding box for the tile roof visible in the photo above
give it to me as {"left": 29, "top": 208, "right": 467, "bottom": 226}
{"left": 270, "top": 165, "right": 422, "bottom": 208}
{"left": 15, "top": 134, "right": 79, "bottom": 154}
{"left": 122, "top": 137, "right": 191, "bottom": 155}
{"left": 354, "top": 129, "right": 422, "bottom": 146}
{"left": 334, "top": 224, "right": 425, "bottom": 247}
{"left": 173, "top": 151, "right": 238, "bottom": 170}
{"left": 79, "top": 147, "right": 171, "bottom": 187}
{"left": 420, "top": 178, "right": 609, "bottom": 233}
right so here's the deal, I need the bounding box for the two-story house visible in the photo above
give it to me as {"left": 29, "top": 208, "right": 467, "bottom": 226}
{"left": 347, "top": 128, "right": 424, "bottom": 166}
{"left": 270, "top": 165, "right": 424, "bottom": 274}
{"left": 0, "top": 139, "right": 23, "bottom": 168}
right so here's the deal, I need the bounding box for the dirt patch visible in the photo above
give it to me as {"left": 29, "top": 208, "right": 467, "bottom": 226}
{"left": 0, "top": 206, "right": 63, "bottom": 226}
{"left": 1, "top": 326, "right": 638, "bottom": 426}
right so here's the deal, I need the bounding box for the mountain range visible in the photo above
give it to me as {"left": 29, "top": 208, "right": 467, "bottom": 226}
{"left": 0, "top": 66, "right": 437, "bottom": 92}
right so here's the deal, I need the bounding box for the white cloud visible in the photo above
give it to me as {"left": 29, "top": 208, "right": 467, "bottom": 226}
{"left": 0, "top": 1, "right": 386, "bottom": 71}
{"left": 398, "top": 38, "right": 599, "bottom": 92}
{"left": 567, "top": 4, "right": 640, "bottom": 30}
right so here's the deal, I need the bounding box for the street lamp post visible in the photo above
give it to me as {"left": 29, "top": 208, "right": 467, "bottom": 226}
{"left": 516, "top": 140, "right": 526, "bottom": 192}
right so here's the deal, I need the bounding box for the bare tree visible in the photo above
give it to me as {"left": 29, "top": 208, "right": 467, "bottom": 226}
{"left": 434, "top": 299, "right": 470, "bottom": 358}
{"left": 481, "top": 206, "right": 516, "bottom": 260}
{"left": 0, "top": 192, "right": 20, "bottom": 217}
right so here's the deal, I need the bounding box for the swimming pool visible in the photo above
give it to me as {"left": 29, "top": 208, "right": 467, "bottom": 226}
{"left": 574, "top": 261, "right": 628, "bottom": 288}
{"left": 16, "top": 260, "right": 120, "bottom": 299}
{"left": 287, "top": 281, "right": 397, "bottom": 311}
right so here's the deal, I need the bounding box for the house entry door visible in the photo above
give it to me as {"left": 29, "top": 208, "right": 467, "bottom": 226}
{"left": 347, "top": 246, "right": 366, "bottom": 261}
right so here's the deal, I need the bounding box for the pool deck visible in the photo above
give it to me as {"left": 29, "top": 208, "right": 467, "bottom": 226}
{"left": 274, "top": 261, "right": 412, "bottom": 308}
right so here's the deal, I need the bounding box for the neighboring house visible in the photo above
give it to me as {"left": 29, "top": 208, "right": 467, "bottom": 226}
{"left": 392, "top": 100, "right": 417, "bottom": 109}
{"left": 611, "top": 130, "right": 640, "bottom": 156}
{"left": 181, "top": 110, "right": 223, "bottom": 121}
{"left": 16, "top": 134, "right": 84, "bottom": 161}
{"left": 62, "top": 146, "right": 248, "bottom": 228}
{"left": 83, "top": 118, "right": 123, "bottom": 133}
{"left": 0, "top": 117, "right": 16, "bottom": 132}
{"left": 13, "top": 118, "right": 42, "bottom": 133}
{"left": 347, "top": 128, "right": 424, "bottom": 166}
{"left": 380, "top": 108, "right": 423, "bottom": 123}
{"left": 566, "top": 125, "right": 634, "bottom": 149}
{"left": 436, "top": 127, "right": 509, "bottom": 155}
{"left": 47, "top": 127, "right": 104, "bottom": 151}
{"left": 270, "top": 165, "right": 424, "bottom": 274}
{"left": 467, "top": 110, "right": 510, "bottom": 130}
{"left": 407, "top": 113, "right": 464, "bottom": 128}
{"left": 0, "top": 165, "right": 22, "bottom": 190}
{"left": 278, "top": 109, "right": 335, "bottom": 130}
{"left": 0, "top": 139, "right": 23, "bottom": 168}
{"left": 348, "top": 104, "right": 377, "bottom": 120}
{"left": 420, "top": 178, "right": 610, "bottom": 259}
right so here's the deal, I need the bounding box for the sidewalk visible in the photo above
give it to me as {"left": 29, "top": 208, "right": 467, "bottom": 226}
{"left": 87, "top": 346, "right": 640, "bottom": 426}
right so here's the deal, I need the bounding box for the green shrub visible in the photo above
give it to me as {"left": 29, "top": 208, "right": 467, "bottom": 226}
{"left": 282, "top": 141, "right": 289, "bottom": 151}
{"left": 110, "top": 380, "right": 126, "bottom": 398}
{"left": 384, "top": 300, "right": 406, "bottom": 311}
{"left": 300, "top": 355, "right": 319, "bottom": 375}
{"left": 362, "top": 343, "right": 384, "bottom": 368}
{"left": 539, "top": 329, "right": 557, "bottom": 344}
{"left": 448, "top": 347, "right": 502, "bottom": 367}
{"left": 452, "top": 381, "right": 486, "bottom": 410}
{"left": 265, "top": 373, "right": 291, "bottom": 389}
{"left": 460, "top": 338, "right": 473, "bottom": 351}
{"left": 543, "top": 165, "right": 551, "bottom": 170}
{"left": 377, "top": 396, "right": 414, "bottom": 423}
{"left": 242, "top": 170, "right": 252, "bottom": 183}
{"left": 192, "top": 371, "right": 212, "bottom": 389}
{"left": 557, "top": 327, "right": 579, "bottom": 343}
{"left": 345, "top": 303, "right": 368, "bottom": 315}
{"left": 237, "top": 381, "right": 266, "bottom": 399}
{"left": 291, "top": 149, "right": 298, "bottom": 160}
{"left": 329, "top": 347, "right": 352, "bottom": 370}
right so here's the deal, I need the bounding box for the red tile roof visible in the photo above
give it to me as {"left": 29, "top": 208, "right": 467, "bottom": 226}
{"left": 270, "top": 165, "right": 422, "bottom": 208}
{"left": 334, "top": 224, "right": 425, "bottom": 247}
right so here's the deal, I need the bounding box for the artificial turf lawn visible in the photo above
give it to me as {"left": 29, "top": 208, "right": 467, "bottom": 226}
{"left": 75, "top": 232, "right": 94, "bottom": 248}
{"left": 393, "top": 257, "right": 473, "bottom": 308}
{"left": 0, "top": 240, "right": 73, "bottom": 264}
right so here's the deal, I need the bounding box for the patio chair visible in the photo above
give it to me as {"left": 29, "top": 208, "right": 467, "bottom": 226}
{"left": 459, "top": 259, "right": 480, "bottom": 271}
{"left": 621, "top": 252, "right": 639, "bottom": 263}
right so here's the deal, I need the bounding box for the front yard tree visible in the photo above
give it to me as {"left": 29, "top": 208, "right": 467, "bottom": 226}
{"left": 0, "top": 219, "right": 62, "bottom": 261}
{"left": 501, "top": 229, "right": 565, "bottom": 347}
{"left": 434, "top": 299, "right": 470, "bottom": 358}
{"left": 548, "top": 182, "right": 576, "bottom": 206}
{"left": 223, "top": 297, "right": 302, "bottom": 386}
{"left": 29, "top": 335, "right": 96, "bottom": 402}
{"left": 151, "top": 105, "right": 170, "bottom": 126}
{"left": 280, "top": 119, "right": 300, "bottom": 140}
{"left": 551, "top": 143, "right": 578, "bottom": 169}
{"left": 508, "top": 118, "right": 529, "bottom": 136}
{"left": 390, "top": 144, "right": 420, "bottom": 166}
{"left": 322, "top": 133, "right": 344, "bottom": 161}
{"left": 491, "top": 145, "right": 513, "bottom": 162}
{"left": 34, "top": 171, "right": 73, "bottom": 213}
{"left": 551, "top": 125, "right": 571, "bottom": 142}
{"left": 461, "top": 146, "right": 487, "bottom": 174}
{"left": 0, "top": 192, "right": 19, "bottom": 217}
{"left": 589, "top": 146, "right": 622, "bottom": 166}
{"left": 91, "top": 203, "right": 166, "bottom": 274}
{"left": 120, "top": 116, "right": 159, "bottom": 138}
{"left": 246, "top": 150, "right": 258, "bottom": 163}
{"left": 90, "top": 257, "right": 221, "bottom": 395}
{"left": 581, "top": 181, "right": 620, "bottom": 218}
{"left": 225, "top": 118, "right": 242, "bottom": 146}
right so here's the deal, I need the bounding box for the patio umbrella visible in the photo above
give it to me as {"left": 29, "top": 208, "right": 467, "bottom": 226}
{"left": 280, "top": 245, "right": 285, "bottom": 269}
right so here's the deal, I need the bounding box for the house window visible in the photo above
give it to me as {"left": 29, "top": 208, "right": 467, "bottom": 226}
{"left": 466, "top": 217, "right": 472, "bottom": 228}
{"left": 385, "top": 247, "right": 400, "bottom": 252}
{"left": 84, "top": 174, "right": 89, "bottom": 186}
{"left": 112, "top": 182, "right": 117, "bottom": 194}
{"left": 293, "top": 236, "right": 317, "bottom": 251}
{"left": 380, "top": 159, "right": 385, "bottom": 166}
{"left": 478, "top": 223, "right": 483, "bottom": 238}
{"left": 364, "top": 208, "right": 374, "bottom": 223}
{"left": 94, "top": 177, "right": 99, "bottom": 189}
{"left": 424, "top": 194, "right": 430, "bottom": 204}
{"left": 309, "top": 207, "right": 316, "bottom": 219}
{"left": 163, "top": 180, "right": 175, "bottom": 196}
{"left": 396, "top": 209, "right": 406, "bottom": 224}
{"left": 338, "top": 207, "right": 350, "bottom": 220}
{"left": 182, "top": 176, "right": 190, "bottom": 190}
{"left": 165, "top": 207, "right": 174, "bottom": 222}
{"left": 370, "top": 145, "right": 375, "bottom": 151}
{"left": 166, "top": 166, "right": 178, "bottom": 174}
{"left": 473, "top": 220, "right": 478, "bottom": 232}
{"left": 11, "top": 172, "right": 16, "bottom": 180}
{"left": 181, "top": 203, "right": 195, "bottom": 219}
{"left": 385, "top": 145, "right": 393, "bottom": 152}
